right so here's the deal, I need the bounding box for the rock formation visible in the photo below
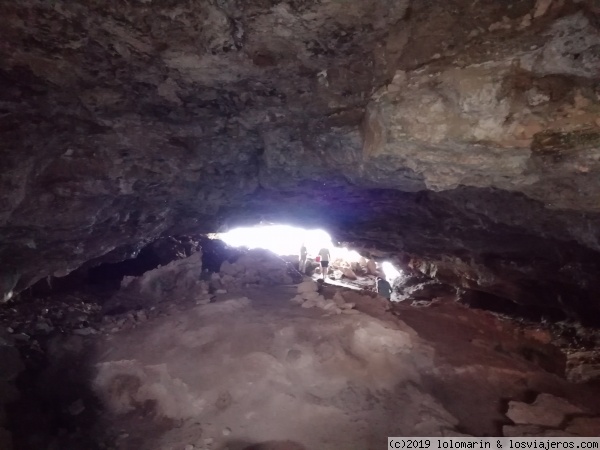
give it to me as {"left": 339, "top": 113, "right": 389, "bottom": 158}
{"left": 1, "top": 0, "right": 600, "bottom": 320}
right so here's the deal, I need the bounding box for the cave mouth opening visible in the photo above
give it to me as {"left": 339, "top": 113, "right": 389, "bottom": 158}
{"left": 215, "top": 223, "right": 403, "bottom": 283}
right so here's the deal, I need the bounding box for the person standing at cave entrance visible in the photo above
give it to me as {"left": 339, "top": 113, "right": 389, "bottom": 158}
{"left": 318, "top": 247, "right": 331, "bottom": 280}
{"left": 376, "top": 276, "right": 392, "bottom": 300}
{"left": 299, "top": 243, "right": 308, "bottom": 274}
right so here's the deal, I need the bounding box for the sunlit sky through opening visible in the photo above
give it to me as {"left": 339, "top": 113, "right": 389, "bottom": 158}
{"left": 218, "top": 225, "right": 332, "bottom": 256}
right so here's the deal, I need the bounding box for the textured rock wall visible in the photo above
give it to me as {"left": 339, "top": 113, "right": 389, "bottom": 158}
{"left": 1, "top": 0, "right": 600, "bottom": 319}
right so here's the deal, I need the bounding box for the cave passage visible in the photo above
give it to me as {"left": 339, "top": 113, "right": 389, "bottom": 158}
{"left": 3, "top": 0, "right": 600, "bottom": 447}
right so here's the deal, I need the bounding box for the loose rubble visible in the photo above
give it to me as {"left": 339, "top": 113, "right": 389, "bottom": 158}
{"left": 502, "top": 392, "right": 600, "bottom": 437}
{"left": 120, "top": 251, "right": 205, "bottom": 304}
{"left": 218, "top": 248, "right": 302, "bottom": 288}
{"left": 566, "top": 351, "right": 600, "bottom": 383}
{"left": 2, "top": 240, "right": 600, "bottom": 447}
{"left": 290, "top": 280, "right": 356, "bottom": 315}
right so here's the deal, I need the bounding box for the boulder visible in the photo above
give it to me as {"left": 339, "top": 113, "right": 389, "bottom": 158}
{"left": 302, "top": 299, "right": 317, "bottom": 308}
{"left": 119, "top": 251, "right": 205, "bottom": 303}
{"left": 220, "top": 249, "right": 301, "bottom": 286}
{"left": 220, "top": 261, "right": 244, "bottom": 277}
{"left": 292, "top": 288, "right": 356, "bottom": 314}
{"left": 315, "top": 296, "right": 328, "bottom": 308}
{"left": 333, "top": 292, "right": 346, "bottom": 307}
{"left": 297, "top": 280, "right": 318, "bottom": 294}
{"left": 220, "top": 274, "right": 236, "bottom": 286}
{"left": 366, "top": 259, "right": 378, "bottom": 276}
{"left": 506, "top": 394, "right": 583, "bottom": 428}
{"left": 290, "top": 295, "right": 305, "bottom": 305}
{"left": 302, "top": 291, "right": 320, "bottom": 301}
{"left": 342, "top": 267, "right": 358, "bottom": 280}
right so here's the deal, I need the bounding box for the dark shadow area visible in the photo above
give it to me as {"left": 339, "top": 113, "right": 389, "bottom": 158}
{"left": 22, "top": 236, "right": 205, "bottom": 299}
{"left": 8, "top": 335, "right": 110, "bottom": 450}
{"left": 198, "top": 236, "right": 245, "bottom": 273}
{"left": 457, "top": 289, "right": 569, "bottom": 323}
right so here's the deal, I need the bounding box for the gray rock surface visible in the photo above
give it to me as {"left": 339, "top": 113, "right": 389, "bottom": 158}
{"left": 220, "top": 248, "right": 301, "bottom": 287}
{"left": 506, "top": 393, "right": 583, "bottom": 428}
{"left": 1, "top": 0, "right": 600, "bottom": 320}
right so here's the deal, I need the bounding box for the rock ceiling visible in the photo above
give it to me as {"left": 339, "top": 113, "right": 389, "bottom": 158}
{"left": 1, "top": 0, "right": 600, "bottom": 320}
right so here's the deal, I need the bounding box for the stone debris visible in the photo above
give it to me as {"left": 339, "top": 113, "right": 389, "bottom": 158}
{"left": 297, "top": 280, "right": 318, "bottom": 294}
{"left": 119, "top": 251, "right": 205, "bottom": 304}
{"left": 219, "top": 249, "right": 302, "bottom": 288}
{"left": 0, "top": 295, "right": 101, "bottom": 340}
{"left": 73, "top": 327, "right": 98, "bottom": 336}
{"left": 35, "top": 320, "right": 54, "bottom": 334}
{"left": 398, "top": 281, "right": 456, "bottom": 302}
{"left": 291, "top": 283, "right": 355, "bottom": 314}
{"left": 506, "top": 393, "right": 583, "bottom": 428}
{"left": 566, "top": 350, "right": 600, "bottom": 383}
{"left": 502, "top": 414, "right": 600, "bottom": 437}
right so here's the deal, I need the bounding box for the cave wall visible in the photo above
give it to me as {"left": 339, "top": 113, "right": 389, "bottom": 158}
{"left": 1, "top": 0, "right": 600, "bottom": 318}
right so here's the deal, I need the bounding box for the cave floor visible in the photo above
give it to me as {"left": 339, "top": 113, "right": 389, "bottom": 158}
{"left": 7, "top": 283, "right": 600, "bottom": 449}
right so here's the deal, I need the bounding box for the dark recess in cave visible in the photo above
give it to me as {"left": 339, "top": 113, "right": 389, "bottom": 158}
{"left": 19, "top": 235, "right": 249, "bottom": 301}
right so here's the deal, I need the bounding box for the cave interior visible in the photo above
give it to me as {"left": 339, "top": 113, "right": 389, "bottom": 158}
{"left": 2, "top": 0, "right": 600, "bottom": 448}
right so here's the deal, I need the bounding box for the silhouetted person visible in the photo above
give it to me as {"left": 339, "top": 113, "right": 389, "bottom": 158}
{"left": 376, "top": 276, "right": 392, "bottom": 300}
{"left": 299, "top": 243, "right": 308, "bottom": 273}
{"left": 318, "top": 247, "right": 330, "bottom": 280}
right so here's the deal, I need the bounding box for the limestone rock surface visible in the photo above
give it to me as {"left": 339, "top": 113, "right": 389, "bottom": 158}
{"left": 1, "top": 0, "right": 600, "bottom": 320}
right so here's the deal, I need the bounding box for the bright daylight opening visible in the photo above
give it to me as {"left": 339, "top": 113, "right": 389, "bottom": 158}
{"left": 217, "top": 224, "right": 403, "bottom": 283}
{"left": 381, "top": 261, "right": 402, "bottom": 281}
{"left": 218, "top": 224, "right": 333, "bottom": 257}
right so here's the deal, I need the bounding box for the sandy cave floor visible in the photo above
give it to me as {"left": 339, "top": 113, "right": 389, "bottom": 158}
{"left": 12, "top": 281, "right": 600, "bottom": 450}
